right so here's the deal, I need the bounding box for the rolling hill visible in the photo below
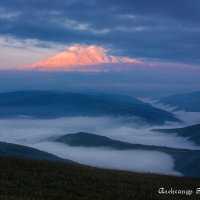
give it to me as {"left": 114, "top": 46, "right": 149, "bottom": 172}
{"left": 153, "top": 124, "right": 200, "bottom": 146}
{"left": 0, "top": 141, "right": 73, "bottom": 163}
{"left": 0, "top": 91, "right": 178, "bottom": 124}
{"left": 55, "top": 132, "right": 200, "bottom": 177}
{"left": 159, "top": 91, "right": 200, "bottom": 112}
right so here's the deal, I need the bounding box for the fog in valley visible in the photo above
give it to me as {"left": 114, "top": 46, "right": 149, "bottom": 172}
{"left": 0, "top": 105, "right": 200, "bottom": 176}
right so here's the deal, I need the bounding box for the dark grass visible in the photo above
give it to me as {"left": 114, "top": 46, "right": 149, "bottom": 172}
{"left": 0, "top": 156, "right": 200, "bottom": 200}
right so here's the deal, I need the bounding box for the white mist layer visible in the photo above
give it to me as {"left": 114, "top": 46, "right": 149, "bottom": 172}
{"left": 31, "top": 141, "right": 181, "bottom": 176}
{"left": 0, "top": 116, "right": 199, "bottom": 176}
{"left": 0, "top": 117, "right": 198, "bottom": 150}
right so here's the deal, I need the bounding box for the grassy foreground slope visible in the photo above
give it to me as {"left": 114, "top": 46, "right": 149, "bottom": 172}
{"left": 0, "top": 156, "right": 200, "bottom": 200}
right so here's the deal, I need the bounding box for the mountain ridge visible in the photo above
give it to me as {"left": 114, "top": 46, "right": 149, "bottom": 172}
{"left": 153, "top": 124, "right": 200, "bottom": 146}
{"left": 54, "top": 131, "right": 200, "bottom": 177}
{"left": 0, "top": 90, "right": 178, "bottom": 124}
{"left": 0, "top": 141, "right": 73, "bottom": 163}
{"left": 159, "top": 91, "right": 200, "bottom": 112}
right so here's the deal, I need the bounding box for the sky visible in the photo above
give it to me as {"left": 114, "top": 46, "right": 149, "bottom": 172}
{"left": 0, "top": 0, "right": 200, "bottom": 96}
{"left": 1, "top": 0, "right": 200, "bottom": 69}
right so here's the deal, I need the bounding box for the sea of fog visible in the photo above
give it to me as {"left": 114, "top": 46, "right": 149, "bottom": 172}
{"left": 0, "top": 109, "right": 200, "bottom": 176}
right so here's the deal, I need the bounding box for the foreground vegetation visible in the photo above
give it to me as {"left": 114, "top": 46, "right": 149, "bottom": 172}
{"left": 0, "top": 156, "right": 200, "bottom": 200}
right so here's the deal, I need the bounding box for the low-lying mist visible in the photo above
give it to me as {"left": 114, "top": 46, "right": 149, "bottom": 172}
{"left": 0, "top": 116, "right": 198, "bottom": 149}
{"left": 31, "top": 141, "right": 181, "bottom": 176}
{"left": 0, "top": 114, "right": 199, "bottom": 176}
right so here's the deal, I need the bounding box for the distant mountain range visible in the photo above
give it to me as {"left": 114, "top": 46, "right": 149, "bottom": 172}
{"left": 55, "top": 132, "right": 200, "bottom": 177}
{"left": 153, "top": 124, "right": 200, "bottom": 146}
{"left": 159, "top": 91, "right": 200, "bottom": 112}
{"left": 0, "top": 141, "right": 73, "bottom": 163}
{"left": 0, "top": 91, "right": 178, "bottom": 124}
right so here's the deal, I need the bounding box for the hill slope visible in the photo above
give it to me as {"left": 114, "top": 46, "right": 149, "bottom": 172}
{"left": 153, "top": 124, "right": 200, "bottom": 146}
{"left": 0, "top": 91, "right": 178, "bottom": 124}
{"left": 159, "top": 91, "right": 200, "bottom": 112}
{"left": 55, "top": 132, "right": 200, "bottom": 177}
{"left": 0, "top": 156, "right": 199, "bottom": 200}
{"left": 0, "top": 141, "right": 73, "bottom": 163}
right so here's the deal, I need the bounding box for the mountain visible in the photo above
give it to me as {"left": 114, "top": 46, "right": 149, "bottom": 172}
{"left": 0, "top": 91, "right": 178, "bottom": 124}
{"left": 55, "top": 132, "right": 200, "bottom": 177}
{"left": 18, "top": 45, "right": 140, "bottom": 71}
{"left": 153, "top": 124, "right": 200, "bottom": 146}
{"left": 0, "top": 141, "right": 73, "bottom": 163}
{"left": 159, "top": 91, "right": 200, "bottom": 112}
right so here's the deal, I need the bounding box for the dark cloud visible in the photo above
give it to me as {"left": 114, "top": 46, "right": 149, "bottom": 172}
{"left": 1, "top": 0, "right": 200, "bottom": 64}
